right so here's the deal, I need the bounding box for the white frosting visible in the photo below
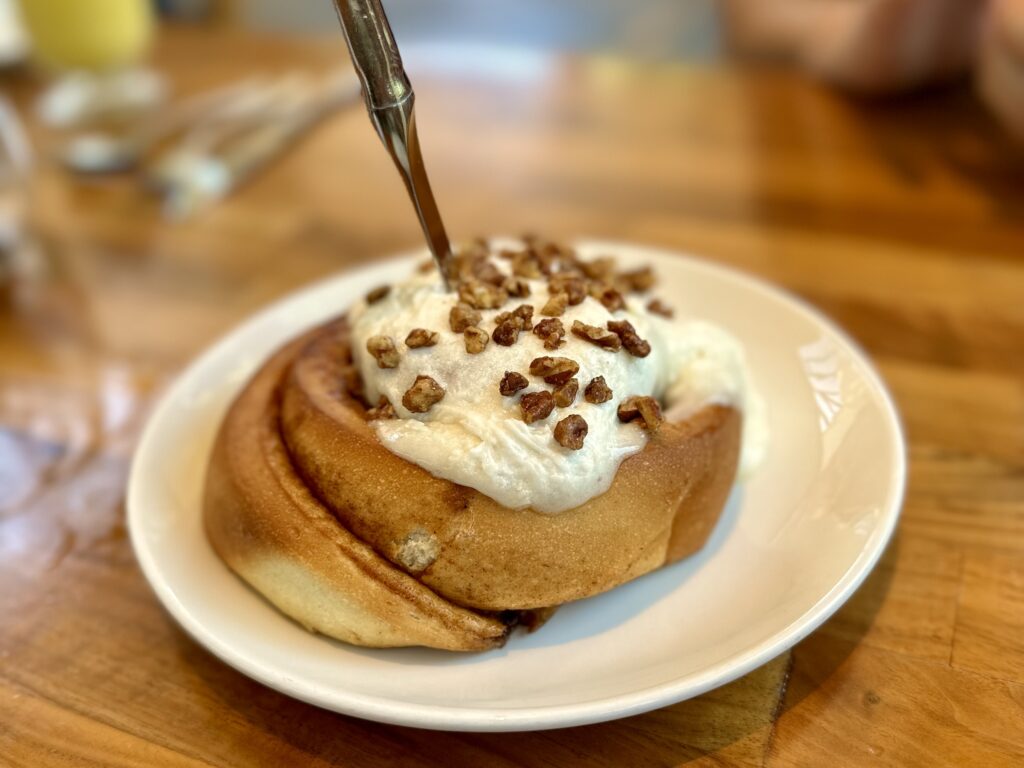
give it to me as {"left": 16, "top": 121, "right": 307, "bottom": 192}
{"left": 350, "top": 264, "right": 767, "bottom": 513}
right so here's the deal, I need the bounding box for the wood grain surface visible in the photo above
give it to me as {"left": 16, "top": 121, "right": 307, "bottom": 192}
{"left": 2, "top": 27, "right": 1023, "bottom": 767}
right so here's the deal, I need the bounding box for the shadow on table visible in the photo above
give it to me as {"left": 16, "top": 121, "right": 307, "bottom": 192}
{"left": 173, "top": 533, "right": 899, "bottom": 767}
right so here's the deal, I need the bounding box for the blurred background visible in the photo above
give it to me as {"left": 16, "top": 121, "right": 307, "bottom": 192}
{"left": 0, "top": 0, "right": 1022, "bottom": 564}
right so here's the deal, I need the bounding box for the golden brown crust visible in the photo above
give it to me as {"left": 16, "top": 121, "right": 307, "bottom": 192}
{"left": 202, "top": 328, "right": 510, "bottom": 650}
{"left": 204, "top": 317, "right": 741, "bottom": 648}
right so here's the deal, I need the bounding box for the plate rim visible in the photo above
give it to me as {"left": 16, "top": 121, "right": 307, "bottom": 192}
{"left": 128, "top": 240, "right": 906, "bottom": 732}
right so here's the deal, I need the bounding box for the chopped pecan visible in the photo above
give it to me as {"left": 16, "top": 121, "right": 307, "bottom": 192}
{"left": 617, "top": 396, "right": 664, "bottom": 431}
{"left": 553, "top": 414, "right": 588, "bottom": 450}
{"left": 540, "top": 291, "right": 568, "bottom": 317}
{"left": 495, "top": 304, "right": 534, "bottom": 332}
{"left": 473, "top": 259, "right": 506, "bottom": 287}
{"left": 504, "top": 277, "right": 531, "bottom": 298}
{"left": 366, "top": 284, "right": 391, "bottom": 304}
{"left": 520, "top": 390, "right": 555, "bottom": 424}
{"left": 492, "top": 319, "right": 521, "bottom": 346}
{"left": 366, "top": 396, "right": 396, "bottom": 420}
{"left": 552, "top": 378, "right": 579, "bottom": 408}
{"left": 584, "top": 376, "right": 613, "bottom": 404}
{"left": 464, "top": 326, "right": 490, "bottom": 354}
{"left": 416, "top": 259, "right": 436, "bottom": 274}
{"left": 529, "top": 356, "right": 580, "bottom": 385}
{"left": 402, "top": 375, "right": 445, "bottom": 413}
{"left": 366, "top": 335, "right": 400, "bottom": 368}
{"left": 646, "top": 298, "right": 674, "bottom": 318}
{"left": 579, "top": 256, "right": 616, "bottom": 281}
{"left": 458, "top": 279, "right": 508, "bottom": 310}
{"left": 617, "top": 266, "right": 656, "bottom": 293}
{"left": 594, "top": 285, "right": 626, "bottom": 312}
{"left": 548, "top": 274, "right": 587, "bottom": 305}
{"left": 511, "top": 251, "right": 543, "bottom": 279}
{"left": 405, "top": 328, "right": 439, "bottom": 348}
{"left": 533, "top": 317, "right": 565, "bottom": 350}
{"left": 607, "top": 319, "right": 651, "bottom": 358}
{"left": 449, "top": 302, "right": 482, "bottom": 333}
{"left": 499, "top": 371, "right": 529, "bottom": 396}
{"left": 571, "top": 320, "right": 622, "bottom": 351}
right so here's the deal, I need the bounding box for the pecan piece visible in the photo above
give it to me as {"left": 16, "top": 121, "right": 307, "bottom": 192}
{"left": 548, "top": 274, "right": 587, "bottom": 305}
{"left": 529, "top": 356, "right": 580, "bottom": 385}
{"left": 584, "top": 376, "right": 613, "bottom": 404}
{"left": 402, "top": 375, "right": 445, "bottom": 413}
{"left": 492, "top": 319, "right": 521, "bottom": 346}
{"left": 495, "top": 304, "right": 534, "bottom": 332}
{"left": 458, "top": 279, "right": 507, "bottom": 310}
{"left": 540, "top": 291, "right": 568, "bottom": 317}
{"left": 504, "top": 277, "right": 531, "bottom": 298}
{"left": 366, "top": 284, "right": 391, "bottom": 304}
{"left": 449, "top": 302, "right": 482, "bottom": 333}
{"left": 571, "top": 320, "right": 622, "bottom": 351}
{"left": 366, "top": 396, "right": 396, "bottom": 421}
{"left": 499, "top": 371, "right": 529, "bottom": 396}
{"left": 520, "top": 390, "right": 555, "bottom": 424}
{"left": 366, "top": 335, "right": 400, "bottom": 368}
{"left": 579, "top": 256, "right": 616, "bottom": 281}
{"left": 594, "top": 285, "right": 626, "bottom": 312}
{"left": 405, "top": 328, "right": 439, "bottom": 348}
{"left": 646, "top": 298, "right": 674, "bottom": 318}
{"left": 533, "top": 317, "right": 565, "bottom": 350}
{"left": 511, "top": 251, "right": 543, "bottom": 279}
{"left": 607, "top": 319, "right": 651, "bottom": 358}
{"left": 552, "top": 377, "right": 579, "bottom": 408}
{"left": 617, "top": 396, "right": 664, "bottom": 431}
{"left": 617, "top": 266, "right": 656, "bottom": 293}
{"left": 464, "top": 326, "right": 490, "bottom": 354}
{"left": 553, "top": 414, "right": 588, "bottom": 450}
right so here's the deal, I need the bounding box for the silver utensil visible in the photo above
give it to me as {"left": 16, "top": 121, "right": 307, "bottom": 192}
{"left": 331, "top": 0, "right": 452, "bottom": 284}
{"left": 149, "top": 71, "right": 360, "bottom": 219}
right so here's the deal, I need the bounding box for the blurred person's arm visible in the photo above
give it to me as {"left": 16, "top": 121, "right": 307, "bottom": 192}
{"left": 977, "top": 0, "right": 1024, "bottom": 138}
{"left": 721, "top": 0, "right": 985, "bottom": 93}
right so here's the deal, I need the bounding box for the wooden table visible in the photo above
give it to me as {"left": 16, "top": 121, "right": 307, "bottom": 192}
{"left": 2, "top": 27, "right": 1023, "bottom": 767}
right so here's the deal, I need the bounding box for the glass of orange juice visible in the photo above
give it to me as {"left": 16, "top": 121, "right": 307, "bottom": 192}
{"left": 16, "top": 0, "right": 161, "bottom": 126}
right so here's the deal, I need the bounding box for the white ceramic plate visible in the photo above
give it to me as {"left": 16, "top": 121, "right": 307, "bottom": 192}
{"left": 128, "top": 241, "right": 905, "bottom": 732}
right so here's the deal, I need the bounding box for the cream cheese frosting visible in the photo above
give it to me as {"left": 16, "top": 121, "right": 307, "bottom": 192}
{"left": 349, "top": 248, "right": 767, "bottom": 513}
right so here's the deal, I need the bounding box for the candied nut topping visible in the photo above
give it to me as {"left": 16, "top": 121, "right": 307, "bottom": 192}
{"left": 492, "top": 319, "right": 521, "bottom": 346}
{"left": 405, "top": 328, "right": 439, "bottom": 348}
{"left": 416, "top": 259, "right": 435, "bottom": 273}
{"left": 529, "top": 356, "right": 580, "bottom": 385}
{"left": 579, "top": 256, "right": 616, "bottom": 281}
{"left": 495, "top": 304, "right": 534, "bottom": 332}
{"left": 646, "top": 298, "right": 674, "bottom": 318}
{"left": 571, "top": 320, "right": 622, "bottom": 352}
{"left": 520, "top": 390, "right": 555, "bottom": 424}
{"left": 366, "top": 335, "right": 400, "bottom": 368}
{"left": 584, "top": 376, "right": 613, "bottom": 403}
{"left": 464, "top": 326, "right": 490, "bottom": 354}
{"left": 402, "top": 375, "right": 446, "bottom": 413}
{"left": 594, "top": 285, "right": 626, "bottom": 313}
{"left": 449, "top": 302, "right": 482, "bottom": 333}
{"left": 553, "top": 414, "right": 588, "bottom": 450}
{"left": 366, "top": 284, "right": 391, "bottom": 304}
{"left": 607, "top": 319, "right": 651, "bottom": 358}
{"left": 553, "top": 377, "right": 579, "bottom": 408}
{"left": 499, "top": 371, "right": 529, "bottom": 396}
{"left": 495, "top": 370, "right": 528, "bottom": 397}
{"left": 504, "top": 277, "right": 531, "bottom": 297}
{"left": 366, "top": 396, "right": 396, "bottom": 421}
{"left": 549, "top": 274, "right": 587, "bottom": 305}
{"left": 459, "top": 279, "right": 507, "bottom": 310}
{"left": 511, "top": 251, "right": 543, "bottom": 279}
{"left": 617, "top": 395, "right": 664, "bottom": 431}
{"left": 540, "top": 291, "right": 568, "bottom": 317}
{"left": 533, "top": 317, "right": 565, "bottom": 350}
{"left": 617, "top": 266, "right": 655, "bottom": 293}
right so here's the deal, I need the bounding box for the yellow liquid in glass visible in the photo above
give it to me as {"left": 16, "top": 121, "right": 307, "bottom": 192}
{"left": 17, "top": 0, "right": 154, "bottom": 72}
